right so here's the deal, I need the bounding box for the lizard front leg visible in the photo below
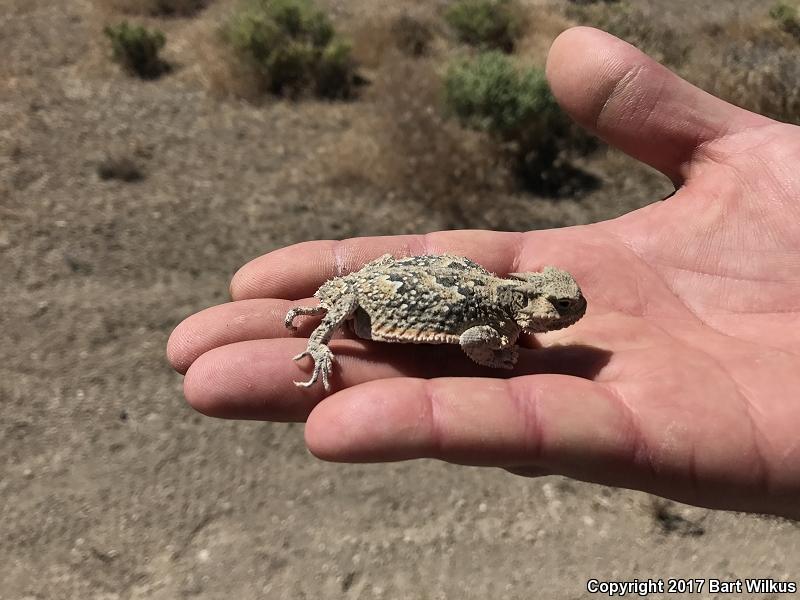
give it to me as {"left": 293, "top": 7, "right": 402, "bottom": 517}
{"left": 459, "top": 325, "right": 519, "bottom": 369}
{"left": 289, "top": 294, "right": 358, "bottom": 391}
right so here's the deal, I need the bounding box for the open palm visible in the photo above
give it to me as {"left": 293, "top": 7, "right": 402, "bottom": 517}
{"left": 168, "top": 28, "right": 800, "bottom": 518}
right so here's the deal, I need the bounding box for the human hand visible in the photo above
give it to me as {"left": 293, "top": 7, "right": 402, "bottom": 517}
{"left": 167, "top": 28, "right": 800, "bottom": 519}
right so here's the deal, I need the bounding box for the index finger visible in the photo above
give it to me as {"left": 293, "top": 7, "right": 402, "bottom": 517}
{"left": 229, "top": 230, "right": 525, "bottom": 301}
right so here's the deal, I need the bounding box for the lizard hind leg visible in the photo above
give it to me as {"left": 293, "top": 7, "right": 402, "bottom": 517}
{"left": 291, "top": 294, "right": 358, "bottom": 391}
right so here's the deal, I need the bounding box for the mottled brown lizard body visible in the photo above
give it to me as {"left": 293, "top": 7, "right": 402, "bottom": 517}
{"left": 285, "top": 254, "right": 586, "bottom": 391}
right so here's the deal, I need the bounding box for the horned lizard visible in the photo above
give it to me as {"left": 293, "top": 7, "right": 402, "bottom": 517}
{"left": 285, "top": 254, "right": 586, "bottom": 391}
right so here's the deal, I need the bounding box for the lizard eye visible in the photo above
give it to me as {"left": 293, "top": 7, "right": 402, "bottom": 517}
{"left": 556, "top": 298, "right": 573, "bottom": 310}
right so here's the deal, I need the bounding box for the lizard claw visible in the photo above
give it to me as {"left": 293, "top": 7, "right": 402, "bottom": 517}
{"left": 293, "top": 345, "right": 335, "bottom": 391}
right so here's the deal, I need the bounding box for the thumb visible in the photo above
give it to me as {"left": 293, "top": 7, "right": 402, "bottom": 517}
{"left": 546, "top": 27, "right": 771, "bottom": 184}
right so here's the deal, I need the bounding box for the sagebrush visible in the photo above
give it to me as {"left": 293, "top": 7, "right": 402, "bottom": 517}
{"left": 445, "top": 53, "right": 561, "bottom": 167}
{"left": 444, "top": 52, "right": 596, "bottom": 194}
{"left": 445, "top": 52, "right": 560, "bottom": 138}
{"left": 445, "top": 0, "right": 524, "bottom": 52}
{"left": 223, "top": 0, "right": 357, "bottom": 98}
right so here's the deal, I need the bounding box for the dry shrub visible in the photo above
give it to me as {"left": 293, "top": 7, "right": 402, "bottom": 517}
{"left": 347, "top": 17, "right": 396, "bottom": 71}
{"left": 100, "top": 0, "right": 208, "bottom": 17}
{"left": 689, "top": 25, "right": 800, "bottom": 125}
{"left": 349, "top": 13, "right": 436, "bottom": 72}
{"left": 565, "top": 1, "right": 690, "bottom": 68}
{"left": 513, "top": 9, "right": 573, "bottom": 62}
{"left": 566, "top": 0, "right": 620, "bottom": 5}
{"left": 568, "top": 2, "right": 799, "bottom": 124}
{"left": 324, "top": 55, "right": 511, "bottom": 221}
{"left": 97, "top": 155, "right": 145, "bottom": 182}
{"left": 390, "top": 14, "right": 435, "bottom": 57}
{"left": 191, "top": 18, "right": 266, "bottom": 100}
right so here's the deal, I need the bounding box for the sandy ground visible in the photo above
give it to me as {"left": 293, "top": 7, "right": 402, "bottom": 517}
{"left": 1, "top": 0, "right": 798, "bottom": 598}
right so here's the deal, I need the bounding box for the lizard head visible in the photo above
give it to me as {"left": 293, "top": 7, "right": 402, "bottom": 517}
{"left": 500, "top": 266, "right": 586, "bottom": 333}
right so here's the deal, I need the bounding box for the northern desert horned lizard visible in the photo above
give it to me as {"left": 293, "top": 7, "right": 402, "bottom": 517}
{"left": 285, "top": 254, "right": 586, "bottom": 391}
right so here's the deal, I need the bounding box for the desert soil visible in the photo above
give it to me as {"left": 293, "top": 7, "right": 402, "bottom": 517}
{"left": 1, "top": 0, "right": 797, "bottom": 598}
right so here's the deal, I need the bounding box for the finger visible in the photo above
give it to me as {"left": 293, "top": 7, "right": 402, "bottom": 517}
{"left": 546, "top": 27, "right": 771, "bottom": 183}
{"left": 182, "top": 338, "right": 612, "bottom": 421}
{"left": 182, "top": 338, "right": 470, "bottom": 421}
{"left": 229, "top": 230, "right": 524, "bottom": 301}
{"left": 167, "top": 298, "right": 324, "bottom": 374}
{"left": 305, "top": 376, "right": 640, "bottom": 483}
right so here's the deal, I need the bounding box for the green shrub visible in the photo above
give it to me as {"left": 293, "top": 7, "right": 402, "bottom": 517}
{"left": 223, "top": 0, "right": 357, "bottom": 98}
{"left": 770, "top": 2, "right": 800, "bottom": 39}
{"left": 314, "top": 40, "right": 355, "bottom": 97}
{"left": 444, "top": 0, "right": 524, "bottom": 52}
{"left": 445, "top": 52, "right": 560, "bottom": 139}
{"left": 104, "top": 22, "right": 168, "bottom": 79}
{"left": 444, "top": 52, "right": 593, "bottom": 192}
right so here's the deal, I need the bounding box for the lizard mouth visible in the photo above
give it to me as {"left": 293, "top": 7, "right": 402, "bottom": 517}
{"left": 518, "top": 298, "right": 586, "bottom": 333}
{"left": 521, "top": 316, "right": 581, "bottom": 333}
